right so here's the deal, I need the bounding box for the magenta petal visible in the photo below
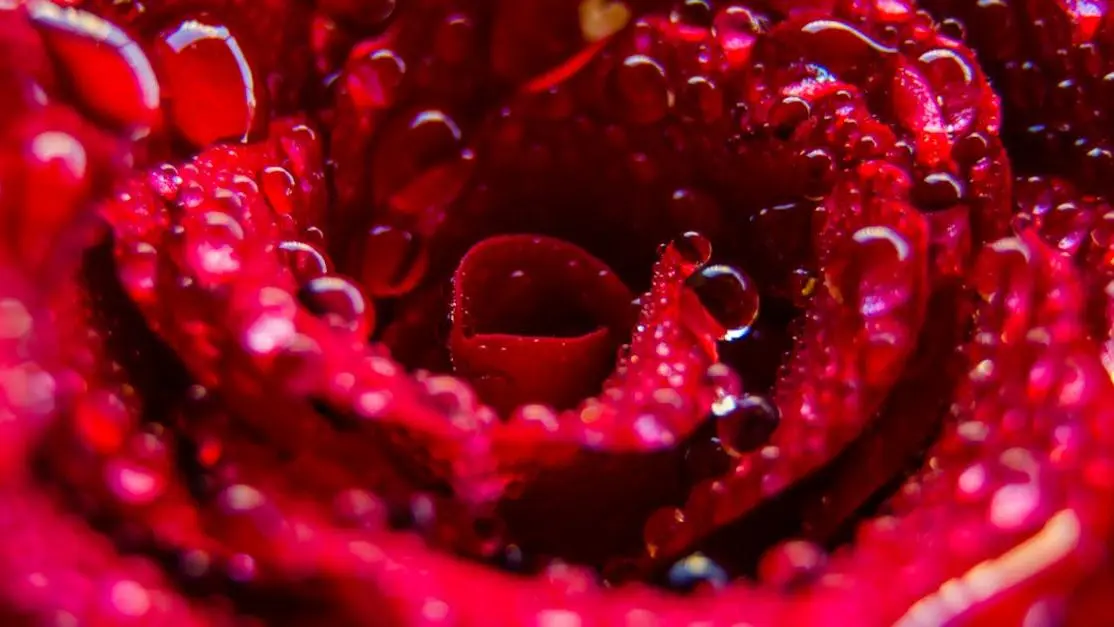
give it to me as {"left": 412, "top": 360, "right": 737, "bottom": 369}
{"left": 450, "top": 234, "right": 635, "bottom": 414}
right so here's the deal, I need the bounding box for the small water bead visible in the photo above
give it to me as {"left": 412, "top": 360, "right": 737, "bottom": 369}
{"left": 757, "top": 539, "right": 827, "bottom": 590}
{"left": 684, "top": 264, "right": 760, "bottom": 341}
{"left": 666, "top": 552, "right": 729, "bottom": 591}
{"left": 913, "top": 171, "right": 966, "bottom": 211}
{"left": 712, "top": 393, "right": 780, "bottom": 456}
{"left": 354, "top": 224, "right": 430, "bottom": 297}
{"left": 666, "top": 231, "right": 713, "bottom": 276}
{"left": 149, "top": 164, "right": 183, "bottom": 201}
{"left": 298, "top": 274, "right": 374, "bottom": 338}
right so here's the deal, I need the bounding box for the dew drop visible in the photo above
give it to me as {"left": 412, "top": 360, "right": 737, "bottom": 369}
{"left": 345, "top": 47, "right": 406, "bottom": 109}
{"left": 298, "top": 274, "right": 374, "bottom": 338}
{"left": 913, "top": 171, "right": 965, "bottom": 211}
{"left": 277, "top": 240, "right": 331, "bottom": 281}
{"left": 667, "top": 231, "right": 713, "bottom": 276}
{"left": 667, "top": 552, "right": 729, "bottom": 591}
{"left": 354, "top": 224, "right": 430, "bottom": 297}
{"left": 670, "top": 0, "right": 714, "bottom": 27}
{"left": 30, "top": 2, "right": 160, "bottom": 133}
{"left": 713, "top": 5, "right": 765, "bottom": 67}
{"left": 643, "top": 507, "right": 686, "bottom": 558}
{"left": 613, "top": 54, "right": 672, "bottom": 124}
{"left": 712, "top": 393, "right": 780, "bottom": 456}
{"left": 684, "top": 264, "right": 760, "bottom": 341}
{"left": 757, "top": 539, "right": 827, "bottom": 590}
{"left": 154, "top": 19, "right": 262, "bottom": 147}
{"left": 261, "top": 167, "right": 297, "bottom": 216}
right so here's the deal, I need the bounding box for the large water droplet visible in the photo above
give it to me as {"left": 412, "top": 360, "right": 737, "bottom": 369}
{"left": 354, "top": 224, "right": 429, "bottom": 297}
{"left": 713, "top": 393, "right": 780, "bottom": 456}
{"left": 913, "top": 171, "right": 965, "bottom": 211}
{"left": 666, "top": 231, "right": 713, "bottom": 276}
{"left": 713, "top": 5, "right": 765, "bottom": 67}
{"left": 684, "top": 264, "right": 760, "bottom": 341}
{"left": 613, "top": 54, "right": 672, "bottom": 124}
{"left": 154, "top": 18, "right": 262, "bottom": 147}
{"left": 278, "top": 240, "right": 331, "bottom": 281}
{"left": 30, "top": 3, "right": 160, "bottom": 134}
{"left": 298, "top": 274, "right": 374, "bottom": 338}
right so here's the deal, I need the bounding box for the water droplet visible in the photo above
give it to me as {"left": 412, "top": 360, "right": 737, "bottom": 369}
{"left": 677, "top": 75, "right": 724, "bottom": 122}
{"left": 371, "top": 108, "right": 468, "bottom": 210}
{"left": 825, "top": 226, "right": 915, "bottom": 316}
{"left": 713, "top": 393, "right": 780, "bottom": 456}
{"left": 913, "top": 171, "right": 965, "bottom": 211}
{"left": 261, "top": 167, "right": 297, "bottom": 216}
{"left": 643, "top": 507, "right": 686, "bottom": 558}
{"left": 613, "top": 54, "right": 672, "bottom": 124}
{"left": 684, "top": 264, "right": 760, "bottom": 341}
{"left": 757, "top": 540, "right": 827, "bottom": 590}
{"left": 354, "top": 224, "right": 429, "bottom": 297}
{"left": 30, "top": 2, "right": 160, "bottom": 133}
{"left": 277, "top": 240, "right": 331, "bottom": 281}
{"left": 801, "top": 148, "right": 835, "bottom": 200}
{"left": 667, "top": 552, "right": 729, "bottom": 591}
{"left": 154, "top": 19, "right": 261, "bottom": 147}
{"left": 345, "top": 47, "right": 406, "bottom": 109}
{"left": 181, "top": 210, "right": 245, "bottom": 287}
{"left": 670, "top": 0, "right": 714, "bottom": 27}
{"left": 667, "top": 231, "right": 712, "bottom": 276}
{"left": 713, "top": 5, "right": 765, "bottom": 67}
{"left": 298, "top": 274, "right": 374, "bottom": 337}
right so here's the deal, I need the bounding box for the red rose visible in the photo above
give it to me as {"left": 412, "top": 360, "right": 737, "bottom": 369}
{"left": 1, "top": 1, "right": 1113, "bottom": 625}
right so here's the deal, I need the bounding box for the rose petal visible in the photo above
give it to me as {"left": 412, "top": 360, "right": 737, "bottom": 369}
{"left": 450, "top": 234, "right": 634, "bottom": 413}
